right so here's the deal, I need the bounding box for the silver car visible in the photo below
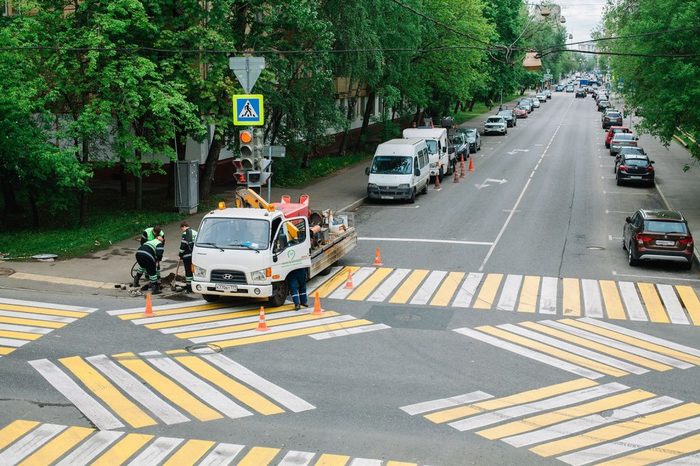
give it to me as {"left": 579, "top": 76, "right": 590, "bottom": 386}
{"left": 484, "top": 116, "right": 507, "bottom": 135}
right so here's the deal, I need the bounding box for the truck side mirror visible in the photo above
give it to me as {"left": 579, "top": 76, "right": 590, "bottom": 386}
{"left": 625, "top": 217, "right": 631, "bottom": 223}
{"left": 365, "top": 167, "right": 370, "bottom": 176}
{"left": 414, "top": 168, "right": 420, "bottom": 177}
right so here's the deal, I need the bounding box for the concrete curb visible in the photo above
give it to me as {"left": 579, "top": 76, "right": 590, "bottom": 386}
{"left": 338, "top": 196, "right": 366, "bottom": 213}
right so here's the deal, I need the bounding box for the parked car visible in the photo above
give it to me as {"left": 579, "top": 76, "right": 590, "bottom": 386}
{"left": 605, "top": 126, "right": 631, "bottom": 148}
{"left": 536, "top": 93, "right": 547, "bottom": 102}
{"left": 555, "top": 84, "right": 564, "bottom": 92}
{"left": 614, "top": 146, "right": 646, "bottom": 171}
{"left": 451, "top": 133, "right": 470, "bottom": 160}
{"left": 575, "top": 88, "right": 587, "bottom": 98}
{"left": 518, "top": 100, "right": 533, "bottom": 113}
{"left": 530, "top": 98, "right": 540, "bottom": 108}
{"left": 610, "top": 133, "right": 638, "bottom": 156}
{"left": 566, "top": 85, "right": 574, "bottom": 92}
{"left": 597, "top": 100, "right": 611, "bottom": 112}
{"left": 483, "top": 116, "right": 507, "bottom": 135}
{"left": 455, "top": 127, "right": 481, "bottom": 153}
{"left": 616, "top": 153, "right": 655, "bottom": 186}
{"left": 514, "top": 106, "right": 529, "bottom": 118}
{"left": 623, "top": 209, "right": 694, "bottom": 269}
{"left": 497, "top": 109, "right": 516, "bottom": 127}
{"left": 602, "top": 110, "right": 624, "bottom": 129}
{"left": 544, "top": 89, "right": 552, "bottom": 99}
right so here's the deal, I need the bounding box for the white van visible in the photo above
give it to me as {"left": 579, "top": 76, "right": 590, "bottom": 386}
{"left": 402, "top": 127, "right": 455, "bottom": 179}
{"left": 365, "top": 138, "right": 430, "bottom": 203}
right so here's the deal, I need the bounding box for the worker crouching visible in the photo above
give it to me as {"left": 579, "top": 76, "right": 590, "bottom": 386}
{"left": 134, "top": 236, "right": 165, "bottom": 294}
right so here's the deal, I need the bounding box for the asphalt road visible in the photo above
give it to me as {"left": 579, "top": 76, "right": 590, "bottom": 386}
{"left": 1, "top": 92, "right": 700, "bottom": 466}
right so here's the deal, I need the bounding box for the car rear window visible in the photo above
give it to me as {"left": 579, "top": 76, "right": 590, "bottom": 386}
{"left": 624, "top": 158, "right": 649, "bottom": 167}
{"left": 607, "top": 112, "right": 622, "bottom": 118}
{"left": 615, "top": 134, "right": 635, "bottom": 140}
{"left": 644, "top": 221, "right": 688, "bottom": 234}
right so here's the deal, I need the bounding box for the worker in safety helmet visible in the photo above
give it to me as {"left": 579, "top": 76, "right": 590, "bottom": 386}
{"left": 136, "top": 225, "right": 164, "bottom": 285}
{"left": 178, "top": 221, "right": 198, "bottom": 293}
{"left": 134, "top": 235, "right": 164, "bottom": 294}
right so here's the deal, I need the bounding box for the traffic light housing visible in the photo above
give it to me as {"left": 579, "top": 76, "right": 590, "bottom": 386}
{"left": 239, "top": 129, "right": 254, "bottom": 169}
{"left": 246, "top": 159, "right": 271, "bottom": 188}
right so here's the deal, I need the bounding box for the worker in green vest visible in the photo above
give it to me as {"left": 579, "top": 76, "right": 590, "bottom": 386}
{"left": 179, "top": 221, "right": 198, "bottom": 293}
{"left": 134, "top": 225, "right": 164, "bottom": 286}
{"left": 134, "top": 236, "right": 165, "bottom": 294}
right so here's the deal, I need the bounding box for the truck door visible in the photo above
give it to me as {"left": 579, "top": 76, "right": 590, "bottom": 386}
{"left": 272, "top": 216, "right": 311, "bottom": 277}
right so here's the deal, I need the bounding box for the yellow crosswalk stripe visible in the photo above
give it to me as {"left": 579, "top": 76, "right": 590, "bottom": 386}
{"left": 162, "top": 439, "right": 215, "bottom": 466}
{"left": 517, "top": 276, "right": 540, "bottom": 313}
{"left": 115, "top": 353, "right": 223, "bottom": 422}
{"left": 389, "top": 269, "right": 429, "bottom": 304}
{"left": 237, "top": 446, "right": 281, "bottom": 465}
{"left": 18, "top": 426, "right": 93, "bottom": 466}
{"left": 0, "top": 330, "right": 42, "bottom": 341}
{"left": 473, "top": 274, "right": 502, "bottom": 309}
{"left": 91, "top": 433, "right": 153, "bottom": 466}
{"left": 0, "top": 316, "right": 63, "bottom": 328}
{"left": 562, "top": 278, "right": 580, "bottom": 317}
{"left": 315, "top": 453, "right": 351, "bottom": 465}
{"left": 596, "top": 432, "right": 700, "bottom": 465}
{"left": 0, "top": 420, "right": 39, "bottom": 451}
{"left": 0, "top": 304, "right": 88, "bottom": 318}
{"left": 147, "top": 306, "right": 294, "bottom": 330}
{"left": 676, "top": 285, "right": 700, "bottom": 325}
{"left": 637, "top": 282, "right": 670, "bottom": 323}
{"left": 425, "top": 379, "right": 596, "bottom": 424}
{"left": 348, "top": 268, "right": 393, "bottom": 301}
{"left": 599, "top": 280, "right": 626, "bottom": 320}
{"left": 212, "top": 319, "right": 373, "bottom": 348}
{"left": 530, "top": 402, "right": 700, "bottom": 457}
{"left": 477, "top": 326, "right": 628, "bottom": 377}
{"left": 118, "top": 303, "right": 228, "bottom": 320}
{"left": 59, "top": 356, "right": 157, "bottom": 428}
{"left": 520, "top": 321, "right": 672, "bottom": 371}
{"left": 174, "top": 356, "right": 284, "bottom": 415}
{"left": 478, "top": 389, "right": 655, "bottom": 440}
{"left": 561, "top": 319, "right": 700, "bottom": 365}
{"left": 175, "top": 312, "right": 339, "bottom": 339}
{"left": 316, "top": 267, "right": 359, "bottom": 298}
{"left": 430, "top": 272, "right": 465, "bottom": 307}
{"left": 0, "top": 347, "right": 15, "bottom": 355}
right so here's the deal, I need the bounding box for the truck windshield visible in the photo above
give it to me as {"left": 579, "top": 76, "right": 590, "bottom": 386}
{"left": 196, "top": 218, "right": 270, "bottom": 250}
{"left": 424, "top": 140, "right": 438, "bottom": 154}
{"left": 370, "top": 156, "right": 412, "bottom": 175}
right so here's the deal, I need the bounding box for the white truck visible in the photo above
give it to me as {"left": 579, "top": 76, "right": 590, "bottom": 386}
{"left": 191, "top": 190, "right": 357, "bottom": 306}
{"left": 402, "top": 127, "right": 455, "bottom": 180}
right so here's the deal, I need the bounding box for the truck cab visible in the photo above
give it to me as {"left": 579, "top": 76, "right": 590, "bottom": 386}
{"left": 402, "top": 128, "right": 455, "bottom": 179}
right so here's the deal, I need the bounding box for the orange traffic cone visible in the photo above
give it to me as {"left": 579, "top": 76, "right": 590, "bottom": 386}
{"left": 344, "top": 270, "right": 354, "bottom": 289}
{"left": 460, "top": 155, "right": 466, "bottom": 178}
{"left": 144, "top": 293, "right": 153, "bottom": 316}
{"left": 434, "top": 173, "right": 441, "bottom": 190}
{"left": 468, "top": 157, "right": 474, "bottom": 172}
{"left": 313, "top": 291, "right": 324, "bottom": 315}
{"left": 373, "top": 247, "right": 383, "bottom": 266}
{"left": 256, "top": 306, "right": 269, "bottom": 331}
{"left": 453, "top": 168, "right": 460, "bottom": 183}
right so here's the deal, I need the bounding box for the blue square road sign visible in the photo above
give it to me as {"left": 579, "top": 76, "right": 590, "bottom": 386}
{"left": 233, "top": 94, "right": 264, "bottom": 126}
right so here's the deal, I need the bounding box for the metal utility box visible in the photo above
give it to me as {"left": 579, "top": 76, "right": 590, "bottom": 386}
{"left": 175, "top": 161, "right": 199, "bottom": 214}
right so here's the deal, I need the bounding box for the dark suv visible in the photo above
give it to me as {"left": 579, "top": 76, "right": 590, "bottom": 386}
{"left": 615, "top": 153, "right": 654, "bottom": 186}
{"left": 623, "top": 210, "right": 694, "bottom": 269}
{"left": 602, "top": 111, "right": 623, "bottom": 129}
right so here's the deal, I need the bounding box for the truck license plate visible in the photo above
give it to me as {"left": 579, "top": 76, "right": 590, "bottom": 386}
{"left": 215, "top": 284, "right": 238, "bottom": 292}
{"left": 656, "top": 240, "right": 675, "bottom": 246}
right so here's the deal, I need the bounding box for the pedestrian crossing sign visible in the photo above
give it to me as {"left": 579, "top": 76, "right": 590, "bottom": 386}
{"left": 232, "top": 94, "right": 264, "bottom": 126}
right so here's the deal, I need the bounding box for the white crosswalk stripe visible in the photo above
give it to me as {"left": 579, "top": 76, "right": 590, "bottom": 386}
{"left": 497, "top": 274, "right": 522, "bottom": 311}
{"left": 411, "top": 271, "right": 447, "bottom": 305}
{"left": 582, "top": 279, "right": 604, "bottom": 318}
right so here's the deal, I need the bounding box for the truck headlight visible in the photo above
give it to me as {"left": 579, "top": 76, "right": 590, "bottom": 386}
{"left": 250, "top": 269, "right": 267, "bottom": 282}
{"left": 398, "top": 184, "right": 410, "bottom": 189}
{"left": 430, "top": 162, "right": 438, "bottom": 168}
{"left": 193, "top": 264, "right": 207, "bottom": 279}
{"left": 367, "top": 183, "right": 377, "bottom": 190}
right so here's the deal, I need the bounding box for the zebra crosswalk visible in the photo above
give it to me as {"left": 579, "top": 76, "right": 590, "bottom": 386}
{"left": 0, "top": 298, "right": 96, "bottom": 358}
{"left": 312, "top": 267, "right": 700, "bottom": 325}
{"left": 107, "top": 301, "right": 390, "bottom": 349}
{"left": 0, "top": 419, "right": 423, "bottom": 466}
{"left": 29, "top": 350, "right": 314, "bottom": 431}
{"left": 455, "top": 317, "right": 700, "bottom": 380}
{"left": 400, "top": 378, "right": 700, "bottom": 465}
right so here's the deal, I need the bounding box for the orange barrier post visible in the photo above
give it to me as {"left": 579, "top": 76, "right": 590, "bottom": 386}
{"left": 344, "top": 270, "right": 354, "bottom": 289}
{"left": 460, "top": 155, "right": 466, "bottom": 178}
{"left": 144, "top": 293, "right": 153, "bottom": 316}
{"left": 373, "top": 247, "right": 383, "bottom": 266}
{"left": 468, "top": 157, "right": 474, "bottom": 172}
{"left": 313, "top": 291, "right": 324, "bottom": 315}
{"left": 256, "top": 306, "right": 269, "bottom": 331}
{"left": 434, "top": 173, "right": 441, "bottom": 190}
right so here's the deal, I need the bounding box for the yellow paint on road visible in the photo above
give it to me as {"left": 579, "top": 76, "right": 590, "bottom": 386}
{"left": 637, "top": 282, "right": 670, "bottom": 323}
{"left": 599, "top": 280, "right": 626, "bottom": 320}
{"left": 389, "top": 269, "right": 429, "bottom": 304}
{"left": 473, "top": 274, "right": 503, "bottom": 309}
{"left": 517, "top": 276, "right": 540, "bottom": 313}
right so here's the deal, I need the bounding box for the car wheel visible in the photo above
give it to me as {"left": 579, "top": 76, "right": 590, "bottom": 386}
{"left": 628, "top": 243, "right": 639, "bottom": 266}
{"left": 421, "top": 180, "right": 428, "bottom": 195}
{"left": 605, "top": 143, "right": 610, "bottom": 148}
{"left": 616, "top": 176, "right": 622, "bottom": 186}
{"left": 408, "top": 188, "right": 416, "bottom": 204}
{"left": 682, "top": 261, "right": 693, "bottom": 271}
{"left": 504, "top": 129, "right": 508, "bottom": 135}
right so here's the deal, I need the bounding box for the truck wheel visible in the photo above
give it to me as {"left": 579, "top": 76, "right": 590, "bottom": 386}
{"left": 421, "top": 180, "right": 428, "bottom": 195}
{"left": 408, "top": 188, "right": 416, "bottom": 204}
{"left": 202, "top": 294, "right": 220, "bottom": 303}
{"left": 269, "top": 281, "right": 288, "bottom": 307}
{"left": 439, "top": 167, "right": 444, "bottom": 181}
{"left": 318, "top": 267, "right": 332, "bottom": 276}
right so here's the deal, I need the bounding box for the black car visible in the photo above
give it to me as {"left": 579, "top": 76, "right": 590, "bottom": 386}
{"left": 497, "top": 109, "right": 516, "bottom": 128}
{"left": 455, "top": 127, "right": 481, "bottom": 153}
{"left": 614, "top": 147, "right": 646, "bottom": 172}
{"left": 575, "top": 88, "right": 587, "bottom": 98}
{"left": 616, "top": 153, "right": 655, "bottom": 186}
{"left": 623, "top": 209, "right": 694, "bottom": 269}
{"left": 602, "top": 111, "right": 624, "bottom": 129}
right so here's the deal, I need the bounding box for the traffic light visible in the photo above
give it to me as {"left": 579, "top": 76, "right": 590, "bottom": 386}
{"left": 239, "top": 129, "right": 254, "bottom": 169}
{"left": 246, "top": 159, "right": 271, "bottom": 188}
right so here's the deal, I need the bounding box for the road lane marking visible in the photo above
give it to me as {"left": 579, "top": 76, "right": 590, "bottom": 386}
{"left": 562, "top": 278, "right": 581, "bottom": 316}
{"left": 389, "top": 269, "right": 429, "bottom": 304}
{"left": 581, "top": 279, "right": 604, "bottom": 318}
{"left": 19, "top": 426, "right": 94, "bottom": 466}
{"left": 358, "top": 237, "right": 493, "bottom": 246}
{"left": 430, "top": 272, "right": 465, "bottom": 307}
{"left": 410, "top": 270, "right": 448, "bottom": 305}
{"left": 497, "top": 275, "right": 522, "bottom": 311}
{"left": 599, "top": 280, "right": 626, "bottom": 320}
{"left": 452, "top": 272, "right": 483, "bottom": 308}
{"left": 473, "top": 274, "right": 503, "bottom": 309}
{"left": 618, "top": 281, "right": 647, "bottom": 321}
{"left": 367, "top": 268, "right": 411, "bottom": 302}
{"left": 539, "top": 277, "right": 558, "bottom": 314}
{"left": 517, "top": 276, "right": 540, "bottom": 313}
